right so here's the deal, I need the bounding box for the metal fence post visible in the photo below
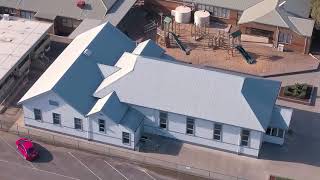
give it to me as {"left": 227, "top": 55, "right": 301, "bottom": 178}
{"left": 16, "top": 124, "right": 19, "bottom": 135}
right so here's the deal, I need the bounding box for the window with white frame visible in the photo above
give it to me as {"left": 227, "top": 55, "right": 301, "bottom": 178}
{"left": 186, "top": 117, "right": 195, "bottom": 135}
{"left": 98, "top": 119, "right": 105, "bottom": 133}
{"left": 240, "top": 129, "right": 250, "bottom": 146}
{"left": 159, "top": 111, "right": 168, "bottom": 129}
{"left": 213, "top": 124, "right": 222, "bottom": 141}
{"left": 52, "top": 113, "right": 61, "bottom": 125}
{"left": 122, "top": 132, "right": 130, "bottom": 145}
{"left": 266, "top": 127, "right": 284, "bottom": 138}
{"left": 278, "top": 31, "right": 292, "bottom": 44}
{"left": 33, "top": 109, "right": 42, "bottom": 121}
{"left": 74, "top": 118, "right": 82, "bottom": 130}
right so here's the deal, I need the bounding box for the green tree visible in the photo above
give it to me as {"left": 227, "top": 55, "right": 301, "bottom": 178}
{"left": 311, "top": 0, "right": 320, "bottom": 29}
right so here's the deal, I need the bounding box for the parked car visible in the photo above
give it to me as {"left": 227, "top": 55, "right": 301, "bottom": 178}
{"left": 15, "top": 138, "right": 38, "bottom": 161}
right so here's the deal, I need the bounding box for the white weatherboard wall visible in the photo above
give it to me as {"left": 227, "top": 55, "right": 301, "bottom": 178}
{"left": 132, "top": 105, "right": 262, "bottom": 157}
{"left": 22, "top": 91, "right": 88, "bottom": 138}
{"left": 88, "top": 112, "right": 136, "bottom": 149}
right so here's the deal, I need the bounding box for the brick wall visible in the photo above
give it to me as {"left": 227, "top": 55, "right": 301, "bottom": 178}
{"left": 240, "top": 22, "right": 310, "bottom": 54}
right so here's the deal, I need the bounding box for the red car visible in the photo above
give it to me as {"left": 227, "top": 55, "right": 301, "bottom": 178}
{"left": 15, "top": 138, "right": 38, "bottom": 161}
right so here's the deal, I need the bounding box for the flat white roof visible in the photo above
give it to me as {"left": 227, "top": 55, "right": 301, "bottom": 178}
{"left": 0, "top": 17, "right": 52, "bottom": 84}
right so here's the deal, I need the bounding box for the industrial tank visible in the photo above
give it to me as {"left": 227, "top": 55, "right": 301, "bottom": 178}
{"left": 172, "top": 6, "right": 191, "bottom": 23}
{"left": 194, "top": 10, "right": 210, "bottom": 27}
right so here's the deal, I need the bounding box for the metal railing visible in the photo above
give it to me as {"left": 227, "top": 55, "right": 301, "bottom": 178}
{"left": 0, "top": 120, "right": 248, "bottom": 180}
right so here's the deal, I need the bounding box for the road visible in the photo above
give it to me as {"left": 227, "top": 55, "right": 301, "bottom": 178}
{"left": 0, "top": 132, "right": 207, "bottom": 180}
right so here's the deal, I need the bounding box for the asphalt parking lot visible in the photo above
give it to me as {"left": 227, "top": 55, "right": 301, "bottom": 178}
{"left": 0, "top": 132, "right": 207, "bottom": 180}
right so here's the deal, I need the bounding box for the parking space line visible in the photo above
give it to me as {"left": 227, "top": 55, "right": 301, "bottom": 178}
{"left": 104, "top": 160, "right": 129, "bottom": 180}
{"left": 139, "top": 168, "right": 157, "bottom": 180}
{"left": 0, "top": 136, "right": 37, "bottom": 169}
{"left": 68, "top": 152, "right": 103, "bottom": 180}
{"left": 0, "top": 157, "right": 80, "bottom": 180}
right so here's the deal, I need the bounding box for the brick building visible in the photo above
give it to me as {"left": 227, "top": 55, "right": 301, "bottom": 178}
{"left": 145, "top": 0, "right": 315, "bottom": 54}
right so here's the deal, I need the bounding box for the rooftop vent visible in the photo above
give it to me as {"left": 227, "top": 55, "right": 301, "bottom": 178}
{"left": 83, "top": 49, "right": 92, "bottom": 56}
{"left": 77, "top": 0, "right": 86, "bottom": 9}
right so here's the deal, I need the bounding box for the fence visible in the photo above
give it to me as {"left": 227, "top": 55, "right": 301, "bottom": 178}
{"left": 0, "top": 121, "right": 247, "bottom": 180}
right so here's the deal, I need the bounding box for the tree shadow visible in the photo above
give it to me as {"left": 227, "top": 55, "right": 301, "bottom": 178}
{"left": 32, "top": 143, "right": 53, "bottom": 163}
{"left": 259, "top": 109, "right": 320, "bottom": 167}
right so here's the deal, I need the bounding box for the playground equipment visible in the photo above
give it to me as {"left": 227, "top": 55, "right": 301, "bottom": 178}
{"left": 156, "top": 16, "right": 191, "bottom": 55}
{"left": 235, "top": 45, "right": 255, "bottom": 64}
{"left": 169, "top": 32, "right": 191, "bottom": 55}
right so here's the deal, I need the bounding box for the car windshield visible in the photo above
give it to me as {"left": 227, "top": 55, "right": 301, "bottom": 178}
{"left": 27, "top": 147, "right": 35, "bottom": 154}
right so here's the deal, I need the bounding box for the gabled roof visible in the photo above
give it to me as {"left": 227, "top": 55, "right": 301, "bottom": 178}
{"left": 87, "top": 92, "right": 128, "bottom": 123}
{"left": 97, "top": 64, "right": 120, "bottom": 78}
{"left": 19, "top": 22, "right": 135, "bottom": 115}
{"left": 184, "top": 0, "right": 264, "bottom": 11}
{"left": 238, "top": 0, "right": 314, "bottom": 37}
{"left": 269, "top": 106, "right": 293, "bottom": 129}
{"left": 94, "top": 53, "right": 281, "bottom": 132}
{"left": 87, "top": 91, "right": 144, "bottom": 131}
{"left": 132, "top": 40, "right": 165, "bottom": 58}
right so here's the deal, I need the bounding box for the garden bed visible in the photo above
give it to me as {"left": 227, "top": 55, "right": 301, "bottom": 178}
{"left": 278, "top": 84, "right": 314, "bottom": 105}
{"left": 270, "top": 175, "right": 293, "bottom": 180}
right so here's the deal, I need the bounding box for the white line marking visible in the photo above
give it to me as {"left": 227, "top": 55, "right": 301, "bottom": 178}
{"left": 68, "top": 152, "right": 103, "bottom": 180}
{"left": 0, "top": 157, "right": 80, "bottom": 180}
{"left": 104, "top": 160, "right": 129, "bottom": 180}
{"left": 140, "top": 168, "right": 157, "bottom": 180}
{"left": 0, "top": 136, "right": 36, "bottom": 169}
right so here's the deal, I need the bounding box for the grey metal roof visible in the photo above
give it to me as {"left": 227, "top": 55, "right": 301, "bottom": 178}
{"left": 120, "top": 107, "right": 144, "bottom": 132}
{"left": 0, "top": 0, "right": 108, "bottom": 20}
{"left": 132, "top": 40, "right": 165, "bottom": 58}
{"left": 103, "top": 0, "right": 137, "bottom": 26}
{"left": 97, "top": 64, "right": 120, "bottom": 78}
{"left": 269, "top": 106, "right": 293, "bottom": 129}
{"left": 184, "top": 0, "right": 263, "bottom": 11}
{"left": 69, "top": 19, "right": 104, "bottom": 39}
{"left": 94, "top": 53, "right": 281, "bottom": 132}
{"left": 238, "top": 0, "right": 314, "bottom": 37}
{"left": 34, "top": 12, "right": 57, "bottom": 20}
{"left": 19, "top": 22, "right": 136, "bottom": 115}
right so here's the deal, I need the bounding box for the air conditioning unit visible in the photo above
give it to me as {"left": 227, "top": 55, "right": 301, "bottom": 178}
{"left": 278, "top": 44, "right": 284, "bottom": 52}
{"left": 2, "top": 14, "right": 10, "bottom": 21}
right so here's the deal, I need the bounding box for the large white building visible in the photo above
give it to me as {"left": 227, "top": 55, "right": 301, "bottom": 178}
{"left": 19, "top": 23, "right": 293, "bottom": 157}
{"left": 0, "top": 17, "right": 52, "bottom": 103}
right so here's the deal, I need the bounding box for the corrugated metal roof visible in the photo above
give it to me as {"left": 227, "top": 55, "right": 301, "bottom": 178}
{"left": 184, "top": 0, "right": 263, "bottom": 11}
{"left": 103, "top": 0, "right": 137, "bottom": 26}
{"left": 120, "top": 107, "right": 144, "bottom": 132}
{"left": 269, "top": 106, "right": 293, "bottom": 129}
{"left": 69, "top": 19, "right": 104, "bottom": 39}
{"left": 132, "top": 40, "right": 165, "bottom": 58}
{"left": 238, "top": 0, "right": 314, "bottom": 37}
{"left": 19, "top": 22, "right": 136, "bottom": 115}
{"left": 94, "top": 53, "right": 281, "bottom": 132}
